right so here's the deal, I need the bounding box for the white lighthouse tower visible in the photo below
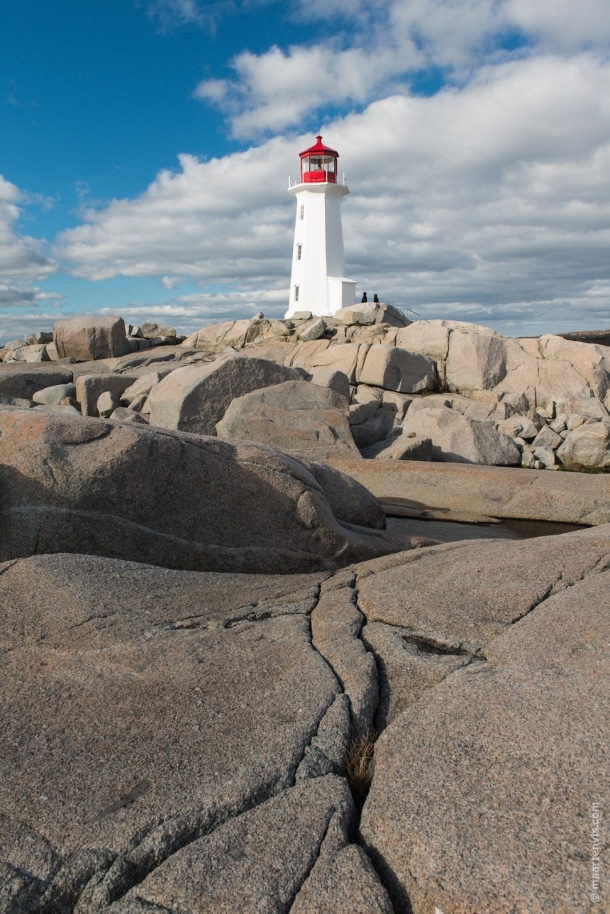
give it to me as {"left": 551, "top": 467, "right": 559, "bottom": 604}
{"left": 285, "top": 136, "right": 356, "bottom": 318}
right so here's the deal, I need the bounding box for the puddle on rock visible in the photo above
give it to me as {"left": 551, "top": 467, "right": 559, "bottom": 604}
{"left": 385, "top": 516, "right": 587, "bottom": 544}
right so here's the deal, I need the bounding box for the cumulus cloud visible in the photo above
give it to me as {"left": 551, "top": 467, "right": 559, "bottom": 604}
{"left": 194, "top": 41, "right": 422, "bottom": 138}
{"left": 100, "top": 287, "right": 288, "bottom": 332}
{"left": 505, "top": 0, "right": 610, "bottom": 50}
{"left": 0, "top": 176, "right": 57, "bottom": 281}
{"left": 55, "top": 28, "right": 610, "bottom": 334}
{"left": 56, "top": 142, "right": 296, "bottom": 282}
{"left": 194, "top": 0, "right": 610, "bottom": 140}
{"left": 0, "top": 283, "right": 62, "bottom": 307}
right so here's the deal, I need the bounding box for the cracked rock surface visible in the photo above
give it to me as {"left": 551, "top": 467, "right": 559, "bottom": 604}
{"left": 359, "top": 526, "right": 610, "bottom": 914}
{"left": 1, "top": 525, "right": 610, "bottom": 913}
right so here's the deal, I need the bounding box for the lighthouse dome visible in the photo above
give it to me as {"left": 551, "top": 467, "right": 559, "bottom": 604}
{"left": 298, "top": 135, "right": 339, "bottom": 184}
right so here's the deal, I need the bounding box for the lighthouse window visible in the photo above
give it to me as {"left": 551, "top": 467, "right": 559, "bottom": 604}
{"left": 294, "top": 285, "right": 300, "bottom": 301}
{"left": 297, "top": 244, "right": 302, "bottom": 260}
{"left": 300, "top": 204, "right": 304, "bottom": 220}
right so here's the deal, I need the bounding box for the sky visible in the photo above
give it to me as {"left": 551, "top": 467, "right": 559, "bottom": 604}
{"left": 1, "top": 0, "right": 610, "bottom": 343}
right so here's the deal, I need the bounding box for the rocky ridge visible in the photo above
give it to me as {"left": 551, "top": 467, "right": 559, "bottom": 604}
{"left": 2, "top": 527, "right": 608, "bottom": 914}
{"left": 1, "top": 306, "right": 609, "bottom": 913}
{"left": 2, "top": 307, "right": 610, "bottom": 470}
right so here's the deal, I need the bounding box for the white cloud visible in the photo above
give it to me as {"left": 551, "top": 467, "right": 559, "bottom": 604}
{"left": 194, "top": 0, "right": 610, "bottom": 140}
{"left": 195, "top": 40, "right": 423, "bottom": 138}
{"left": 0, "top": 176, "right": 57, "bottom": 281}
{"left": 100, "top": 287, "right": 288, "bottom": 332}
{"left": 56, "top": 142, "right": 296, "bottom": 282}
{"left": 0, "top": 283, "right": 62, "bottom": 307}
{"left": 161, "top": 275, "right": 186, "bottom": 290}
{"left": 505, "top": 0, "right": 610, "bottom": 50}
{"left": 55, "top": 50, "right": 610, "bottom": 335}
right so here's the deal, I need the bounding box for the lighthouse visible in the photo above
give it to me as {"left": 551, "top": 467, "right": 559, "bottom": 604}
{"left": 285, "top": 136, "right": 356, "bottom": 319}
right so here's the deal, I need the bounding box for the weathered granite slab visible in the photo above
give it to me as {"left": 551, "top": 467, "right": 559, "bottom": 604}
{"left": 360, "top": 547, "right": 610, "bottom": 913}
{"left": 328, "top": 457, "right": 610, "bottom": 524}
{"left": 0, "top": 554, "right": 368, "bottom": 912}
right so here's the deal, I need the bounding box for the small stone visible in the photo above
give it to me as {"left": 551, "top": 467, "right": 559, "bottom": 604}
{"left": 32, "top": 383, "right": 77, "bottom": 407}
{"left": 533, "top": 446, "right": 556, "bottom": 467}
{"left": 298, "top": 319, "right": 327, "bottom": 342}
{"left": 97, "top": 391, "right": 121, "bottom": 418}
{"left": 531, "top": 425, "right": 563, "bottom": 451}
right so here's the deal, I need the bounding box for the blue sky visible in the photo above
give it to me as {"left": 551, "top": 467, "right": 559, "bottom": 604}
{"left": 1, "top": 0, "right": 610, "bottom": 342}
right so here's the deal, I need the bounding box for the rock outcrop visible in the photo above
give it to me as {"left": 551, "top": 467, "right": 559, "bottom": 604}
{"left": 358, "top": 526, "right": 610, "bottom": 914}
{"left": 147, "top": 354, "right": 303, "bottom": 436}
{"left": 0, "top": 553, "right": 379, "bottom": 913}
{"left": 0, "top": 406, "right": 411, "bottom": 574}
{"left": 2, "top": 310, "right": 609, "bottom": 913}
{"left": 216, "top": 379, "right": 360, "bottom": 460}
{"left": 53, "top": 315, "right": 130, "bottom": 361}
{"left": 327, "top": 456, "right": 610, "bottom": 525}
{"left": 1, "top": 525, "right": 608, "bottom": 913}
{"left": 3, "top": 313, "right": 610, "bottom": 471}
{"left": 400, "top": 405, "right": 522, "bottom": 465}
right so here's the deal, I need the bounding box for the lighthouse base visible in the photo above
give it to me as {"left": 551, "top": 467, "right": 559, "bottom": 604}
{"left": 285, "top": 277, "right": 356, "bottom": 320}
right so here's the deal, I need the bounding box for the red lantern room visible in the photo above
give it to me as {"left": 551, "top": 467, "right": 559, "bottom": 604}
{"left": 299, "top": 135, "right": 339, "bottom": 184}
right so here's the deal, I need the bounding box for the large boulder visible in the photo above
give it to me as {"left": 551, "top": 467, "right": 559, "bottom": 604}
{"left": 0, "top": 364, "right": 73, "bottom": 401}
{"left": 492, "top": 337, "right": 540, "bottom": 408}
{"left": 556, "top": 421, "right": 610, "bottom": 470}
{"left": 0, "top": 406, "right": 405, "bottom": 574}
{"left": 400, "top": 406, "right": 521, "bottom": 465}
{"left": 53, "top": 315, "right": 129, "bottom": 361}
{"left": 147, "top": 354, "right": 303, "bottom": 436}
{"left": 32, "top": 383, "right": 76, "bottom": 407}
{"left": 357, "top": 345, "right": 437, "bottom": 394}
{"left": 75, "top": 372, "right": 140, "bottom": 416}
{"left": 536, "top": 358, "right": 601, "bottom": 414}
{"left": 182, "top": 317, "right": 291, "bottom": 352}
{"left": 394, "top": 320, "right": 451, "bottom": 362}
{"left": 539, "top": 334, "right": 610, "bottom": 401}
{"left": 565, "top": 396, "right": 609, "bottom": 420}
{"left": 216, "top": 380, "right": 360, "bottom": 460}
{"left": 11, "top": 343, "right": 50, "bottom": 363}
{"left": 359, "top": 526, "right": 610, "bottom": 914}
{"left": 445, "top": 330, "right": 507, "bottom": 392}
{"left": 334, "top": 302, "right": 408, "bottom": 328}
{"left": 286, "top": 341, "right": 365, "bottom": 384}
{"left": 0, "top": 552, "right": 391, "bottom": 913}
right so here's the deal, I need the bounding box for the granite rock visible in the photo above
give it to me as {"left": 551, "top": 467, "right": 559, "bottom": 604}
{"left": 216, "top": 379, "right": 360, "bottom": 460}
{"left": 400, "top": 406, "right": 521, "bottom": 465}
{"left": 0, "top": 406, "right": 408, "bottom": 573}
{"left": 53, "top": 315, "right": 129, "bottom": 361}
{"left": 359, "top": 527, "right": 610, "bottom": 914}
{"left": 148, "top": 354, "right": 302, "bottom": 436}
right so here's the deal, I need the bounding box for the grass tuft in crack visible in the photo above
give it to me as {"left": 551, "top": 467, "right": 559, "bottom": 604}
{"left": 345, "top": 729, "right": 377, "bottom": 811}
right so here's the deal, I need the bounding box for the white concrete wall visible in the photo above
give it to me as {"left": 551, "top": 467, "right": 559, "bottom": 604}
{"left": 285, "top": 182, "right": 354, "bottom": 318}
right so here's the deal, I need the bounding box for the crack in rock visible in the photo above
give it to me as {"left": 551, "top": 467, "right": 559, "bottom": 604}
{"left": 508, "top": 552, "right": 610, "bottom": 627}
{"left": 310, "top": 574, "right": 379, "bottom": 740}
{"left": 105, "top": 777, "right": 356, "bottom": 914}
{"left": 400, "top": 633, "right": 474, "bottom": 658}
{"left": 295, "top": 693, "right": 352, "bottom": 782}
{"left": 68, "top": 775, "right": 297, "bottom": 913}
{"left": 163, "top": 584, "right": 321, "bottom": 633}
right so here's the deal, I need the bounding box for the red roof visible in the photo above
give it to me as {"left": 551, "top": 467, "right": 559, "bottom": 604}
{"left": 299, "top": 135, "right": 339, "bottom": 159}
